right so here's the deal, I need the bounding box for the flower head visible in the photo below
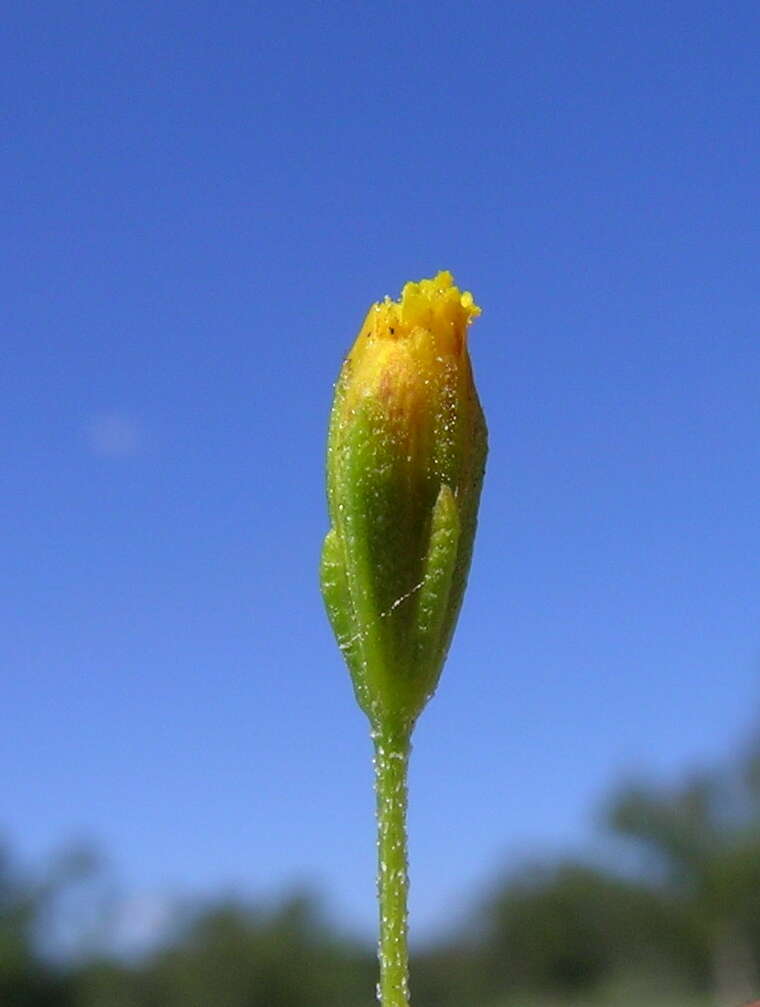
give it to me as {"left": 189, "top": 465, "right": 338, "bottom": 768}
{"left": 321, "top": 271, "right": 487, "bottom": 733}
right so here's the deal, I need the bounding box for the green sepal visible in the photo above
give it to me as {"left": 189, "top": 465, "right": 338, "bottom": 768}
{"left": 414, "top": 483, "right": 461, "bottom": 686}
{"left": 320, "top": 531, "right": 361, "bottom": 679}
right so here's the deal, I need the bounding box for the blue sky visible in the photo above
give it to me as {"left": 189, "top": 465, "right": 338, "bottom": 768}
{"left": 3, "top": 1, "right": 759, "bottom": 945}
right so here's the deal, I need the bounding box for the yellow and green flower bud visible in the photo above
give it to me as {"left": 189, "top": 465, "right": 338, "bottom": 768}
{"left": 321, "top": 271, "right": 487, "bottom": 735}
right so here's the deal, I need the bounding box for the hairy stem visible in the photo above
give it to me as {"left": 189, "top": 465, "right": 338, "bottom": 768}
{"left": 373, "top": 726, "right": 412, "bottom": 1007}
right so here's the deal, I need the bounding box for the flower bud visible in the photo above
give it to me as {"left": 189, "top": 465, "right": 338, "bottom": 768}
{"left": 321, "top": 271, "right": 487, "bottom": 733}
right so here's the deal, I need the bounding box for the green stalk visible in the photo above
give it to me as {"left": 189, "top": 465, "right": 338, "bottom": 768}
{"left": 373, "top": 726, "right": 412, "bottom": 1007}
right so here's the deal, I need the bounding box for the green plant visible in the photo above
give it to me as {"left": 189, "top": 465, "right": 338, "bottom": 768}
{"left": 320, "top": 272, "right": 487, "bottom": 1006}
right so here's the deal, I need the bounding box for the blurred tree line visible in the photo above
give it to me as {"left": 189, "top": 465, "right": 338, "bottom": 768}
{"left": 5, "top": 735, "right": 760, "bottom": 1007}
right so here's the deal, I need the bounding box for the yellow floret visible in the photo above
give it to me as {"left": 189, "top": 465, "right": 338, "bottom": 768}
{"left": 343, "top": 272, "right": 481, "bottom": 421}
{"left": 360, "top": 271, "right": 481, "bottom": 348}
{"left": 372, "top": 271, "right": 485, "bottom": 342}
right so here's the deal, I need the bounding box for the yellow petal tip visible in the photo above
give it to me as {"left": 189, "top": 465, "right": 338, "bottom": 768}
{"left": 395, "top": 270, "right": 481, "bottom": 332}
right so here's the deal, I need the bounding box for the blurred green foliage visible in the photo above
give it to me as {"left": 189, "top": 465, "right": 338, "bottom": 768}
{"left": 5, "top": 734, "right": 760, "bottom": 1006}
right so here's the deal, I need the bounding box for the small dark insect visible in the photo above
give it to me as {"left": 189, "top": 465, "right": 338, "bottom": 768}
{"left": 389, "top": 327, "right": 395, "bottom": 334}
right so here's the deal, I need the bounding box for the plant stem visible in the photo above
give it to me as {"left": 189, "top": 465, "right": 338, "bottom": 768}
{"left": 373, "top": 726, "right": 412, "bottom": 1007}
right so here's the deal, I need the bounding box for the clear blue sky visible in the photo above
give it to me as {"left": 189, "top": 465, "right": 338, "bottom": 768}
{"left": 4, "top": 1, "right": 759, "bottom": 947}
